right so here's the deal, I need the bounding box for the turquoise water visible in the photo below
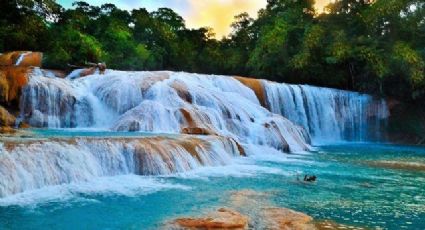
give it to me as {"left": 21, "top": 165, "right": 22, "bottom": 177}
{"left": 1, "top": 143, "right": 424, "bottom": 229}
{"left": 27, "top": 128, "right": 177, "bottom": 138}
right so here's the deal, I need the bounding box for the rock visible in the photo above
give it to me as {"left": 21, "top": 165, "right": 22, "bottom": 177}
{"left": 181, "top": 127, "right": 213, "bottom": 135}
{"left": 366, "top": 160, "right": 425, "bottom": 172}
{"left": 261, "top": 207, "right": 315, "bottom": 230}
{"left": 314, "top": 220, "right": 366, "bottom": 230}
{"left": 234, "top": 76, "right": 267, "bottom": 107}
{"left": 171, "top": 81, "right": 192, "bottom": 103}
{"left": 127, "top": 120, "right": 140, "bottom": 132}
{"left": 172, "top": 208, "right": 249, "bottom": 229}
{"left": 0, "top": 126, "right": 15, "bottom": 134}
{"left": 0, "top": 66, "right": 30, "bottom": 104}
{"left": 42, "top": 69, "right": 67, "bottom": 78}
{"left": 0, "top": 51, "right": 42, "bottom": 67}
{"left": 0, "top": 106, "right": 16, "bottom": 126}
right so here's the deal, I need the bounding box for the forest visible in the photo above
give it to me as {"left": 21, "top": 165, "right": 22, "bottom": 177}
{"left": 0, "top": 0, "right": 424, "bottom": 103}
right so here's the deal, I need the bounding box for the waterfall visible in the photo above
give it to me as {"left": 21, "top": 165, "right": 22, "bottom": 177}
{"left": 0, "top": 136, "right": 242, "bottom": 197}
{"left": 19, "top": 70, "right": 311, "bottom": 152}
{"left": 1, "top": 69, "right": 390, "bottom": 198}
{"left": 263, "top": 82, "right": 389, "bottom": 143}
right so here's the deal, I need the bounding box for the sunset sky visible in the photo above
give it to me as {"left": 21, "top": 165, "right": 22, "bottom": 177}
{"left": 58, "top": 0, "right": 332, "bottom": 37}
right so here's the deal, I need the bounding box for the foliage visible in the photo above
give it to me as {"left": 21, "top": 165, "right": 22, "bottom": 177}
{"left": 0, "top": 0, "right": 423, "bottom": 103}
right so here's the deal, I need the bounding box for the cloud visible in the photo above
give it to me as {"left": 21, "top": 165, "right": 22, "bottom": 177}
{"left": 185, "top": 0, "right": 267, "bottom": 38}
{"left": 315, "top": 0, "right": 334, "bottom": 13}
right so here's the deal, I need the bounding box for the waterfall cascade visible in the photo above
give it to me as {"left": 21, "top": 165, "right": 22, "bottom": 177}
{"left": 0, "top": 69, "right": 390, "bottom": 198}
{"left": 263, "top": 82, "right": 389, "bottom": 143}
{"left": 0, "top": 135, "right": 243, "bottom": 197}
{"left": 19, "top": 70, "right": 310, "bottom": 152}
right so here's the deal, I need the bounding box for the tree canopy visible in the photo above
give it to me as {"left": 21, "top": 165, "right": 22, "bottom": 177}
{"left": 0, "top": 0, "right": 424, "bottom": 102}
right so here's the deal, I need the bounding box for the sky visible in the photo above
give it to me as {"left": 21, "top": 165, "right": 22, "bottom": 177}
{"left": 58, "top": 0, "right": 332, "bottom": 38}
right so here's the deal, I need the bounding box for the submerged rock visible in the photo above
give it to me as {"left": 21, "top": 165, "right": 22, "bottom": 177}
{"left": 171, "top": 208, "right": 249, "bottom": 229}
{"left": 261, "top": 207, "right": 315, "bottom": 230}
{"left": 366, "top": 160, "right": 425, "bottom": 172}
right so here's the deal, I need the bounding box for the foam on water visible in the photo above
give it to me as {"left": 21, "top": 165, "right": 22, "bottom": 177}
{"left": 0, "top": 175, "right": 189, "bottom": 207}
{"left": 0, "top": 136, "right": 242, "bottom": 197}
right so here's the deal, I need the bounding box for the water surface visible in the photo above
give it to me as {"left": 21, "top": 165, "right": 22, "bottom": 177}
{"left": 1, "top": 143, "right": 424, "bottom": 229}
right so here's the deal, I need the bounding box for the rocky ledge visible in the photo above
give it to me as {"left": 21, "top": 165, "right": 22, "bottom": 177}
{"left": 165, "top": 190, "right": 364, "bottom": 230}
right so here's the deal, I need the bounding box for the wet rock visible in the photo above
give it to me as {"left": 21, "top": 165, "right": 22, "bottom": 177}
{"left": 181, "top": 127, "right": 213, "bottom": 135}
{"left": 0, "top": 106, "right": 16, "bottom": 127}
{"left": 0, "top": 126, "right": 16, "bottom": 134}
{"left": 0, "top": 66, "right": 30, "bottom": 104}
{"left": 0, "top": 51, "right": 42, "bottom": 67}
{"left": 171, "top": 208, "right": 248, "bottom": 230}
{"left": 314, "top": 220, "right": 366, "bottom": 230}
{"left": 261, "top": 207, "right": 315, "bottom": 230}
{"left": 127, "top": 120, "right": 141, "bottom": 132}
{"left": 234, "top": 76, "right": 267, "bottom": 107}
{"left": 171, "top": 81, "right": 192, "bottom": 103}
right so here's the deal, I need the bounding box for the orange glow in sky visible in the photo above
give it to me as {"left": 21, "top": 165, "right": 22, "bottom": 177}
{"left": 185, "top": 0, "right": 333, "bottom": 38}
{"left": 59, "top": 0, "right": 333, "bottom": 38}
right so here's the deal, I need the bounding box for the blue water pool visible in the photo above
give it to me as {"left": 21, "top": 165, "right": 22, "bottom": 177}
{"left": 0, "top": 143, "right": 424, "bottom": 229}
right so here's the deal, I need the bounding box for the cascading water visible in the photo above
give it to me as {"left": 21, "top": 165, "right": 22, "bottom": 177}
{"left": 0, "top": 136, "right": 242, "bottom": 197}
{"left": 19, "top": 70, "right": 310, "bottom": 152}
{"left": 263, "top": 82, "right": 389, "bottom": 143}
{"left": 1, "top": 69, "right": 390, "bottom": 198}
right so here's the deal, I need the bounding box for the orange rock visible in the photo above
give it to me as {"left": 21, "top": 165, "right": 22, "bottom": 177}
{"left": 171, "top": 81, "right": 192, "bottom": 103}
{"left": 181, "top": 127, "right": 213, "bottom": 135}
{"left": 231, "top": 138, "right": 246, "bottom": 157}
{"left": 180, "top": 108, "right": 196, "bottom": 127}
{"left": 261, "top": 207, "right": 315, "bottom": 230}
{"left": 0, "top": 51, "right": 42, "bottom": 67}
{"left": 0, "top": 126, "right": 16, "bottom": 134}
{"left": 234, "top": 76, "right": 267, "bottom": 108}
{"left": 0, "top": 106, "right": 16, "bottom": 126}
{"left": 80, "top": 67, "right": 97, "bottom": 78}
{"left": 18, "top": 122, "right": 30, "bottom": 129}
{"left": 43, "top": 69, "right": 67, "bottom": 78}
{"left": 173, "top": 208, "right": 249, "bottom": 229}
{"left": 0, "top": 66, "right": 30, "bottom": 103}
{"left": 314, "top": 220, "right": 365, "bottom": 230}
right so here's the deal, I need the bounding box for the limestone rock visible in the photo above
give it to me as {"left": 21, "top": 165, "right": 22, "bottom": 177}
{"left": 172, "top": 208, "right": 249, "bottom": 229}
{"left": 0, "top": 51, "right": 42, "bottom": 67}
{"left": 0, "top": 106, "right": 16, "bottom": 127}
{"left": 261, "top": 207, "right": 315, "bottom": 230}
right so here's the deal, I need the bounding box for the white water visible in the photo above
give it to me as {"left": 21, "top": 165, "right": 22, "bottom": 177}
{"left": 14, "top": 52, "right": 30, "bottom": 66}
{"left": 263, "top": 82, "right": 389, "bottom": 143}
{"left": 2, "top": 70, "right": 389, "bottom": 198}
{"left": 19, "top": 70, "right": 310, "bottom": 152}
{"left": 0, "top": 136, "right": 241, "bottom": 197}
